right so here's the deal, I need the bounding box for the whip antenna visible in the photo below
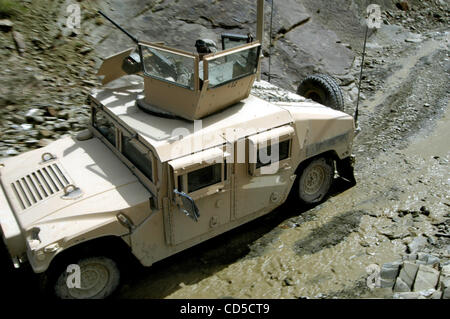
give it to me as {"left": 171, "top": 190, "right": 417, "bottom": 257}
{"left": 268, "top": 0, "right": 274, "bottom": 83}
{"left": 354, "top": 25, "right": 368, "bottom": 129}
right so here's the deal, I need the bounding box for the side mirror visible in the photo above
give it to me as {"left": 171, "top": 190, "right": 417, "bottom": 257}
{"left": 173, "top": 189, "right": 200, "bottom": 222}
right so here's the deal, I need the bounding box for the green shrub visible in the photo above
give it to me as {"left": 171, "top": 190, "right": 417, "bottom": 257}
{"left": 0, "top": 0, "right": 25, "bottom": 18}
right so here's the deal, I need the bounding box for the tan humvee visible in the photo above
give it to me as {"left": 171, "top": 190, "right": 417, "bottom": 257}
{"left": 0, "top": 1, "right": 355, "bottom": 299}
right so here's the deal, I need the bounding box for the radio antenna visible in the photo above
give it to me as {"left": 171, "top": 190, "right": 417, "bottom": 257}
{"left": 98, "top": 11, "right": 139, "bottom": 44}
{"left": 268, "top": 0, "right": 275, "bottom": 83}
{"left": 354, "top": 25, "right": 368, "bottom": 131}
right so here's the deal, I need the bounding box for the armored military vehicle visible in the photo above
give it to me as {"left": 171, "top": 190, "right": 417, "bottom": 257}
{"left": 0, "top": 1, "right": 355, "bottom": 299}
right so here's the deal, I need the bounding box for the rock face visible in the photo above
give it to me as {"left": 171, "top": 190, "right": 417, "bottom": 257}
{"left": 87, "top": 0, "right": 397, "bottom": 91}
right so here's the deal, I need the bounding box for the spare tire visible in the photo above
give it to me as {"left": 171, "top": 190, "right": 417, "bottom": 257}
{"left": 297, "top": 74, "right": 344, "bottom": 111}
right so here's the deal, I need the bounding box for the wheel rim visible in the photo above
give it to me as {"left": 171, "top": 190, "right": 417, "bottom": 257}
{"left": 302, "top": 165, "right": 326, "bottom": 196}
{"left": 66, "top": 262, "right": 110, "bottom": 299}
{"left": 304, "top": 90, "right": 324, "bottom": 104}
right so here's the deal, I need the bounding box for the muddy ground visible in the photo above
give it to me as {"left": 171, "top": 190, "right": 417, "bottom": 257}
{"left": 0, "top": 0, "right": 449, "bottom": 299}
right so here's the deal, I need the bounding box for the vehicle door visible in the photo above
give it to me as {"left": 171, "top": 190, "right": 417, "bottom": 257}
{"left": 169, "top": 147, "right": 231, "bottom": 245}
{"left": 234, "top": 126, "right": 297, "bottom": 220}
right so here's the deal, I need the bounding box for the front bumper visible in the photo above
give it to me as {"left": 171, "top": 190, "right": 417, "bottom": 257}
{"left": 0, "top": 180, "right": 26, "bottom": 268}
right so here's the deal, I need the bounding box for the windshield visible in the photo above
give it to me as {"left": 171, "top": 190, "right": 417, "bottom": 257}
{"left": 94, "top": 109, "right": 116, "bottom": 146}
{"left": 140, "top": 45, "right": 196, "bottom": 90}
{"left": 206, "top": 46, "right": 259, "bottom": 88}
{"left": 122, "top": 135, "right": 153, "bottom": 182}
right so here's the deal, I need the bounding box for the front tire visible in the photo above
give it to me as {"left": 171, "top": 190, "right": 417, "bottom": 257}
{"left": 44, "top": 255, "right": 121, "bottom": 299}
{"left": 297, "top": 157, "right": 334, "bottom": 204}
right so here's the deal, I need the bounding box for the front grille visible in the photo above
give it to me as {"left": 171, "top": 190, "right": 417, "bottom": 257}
{"left": 10, "top": 163, "right": 70, "bottom": 210}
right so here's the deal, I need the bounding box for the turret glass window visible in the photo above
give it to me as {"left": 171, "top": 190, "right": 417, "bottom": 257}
{"left": 141, "top": 45, "right": 196, "bottom": 90}
{"left": 206, "top": 45, "right": 260, "bottom": 88}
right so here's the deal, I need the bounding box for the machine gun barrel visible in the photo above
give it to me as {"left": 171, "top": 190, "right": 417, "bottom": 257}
{"left": 98, "top": 11, "right": 139, "bottom": 44}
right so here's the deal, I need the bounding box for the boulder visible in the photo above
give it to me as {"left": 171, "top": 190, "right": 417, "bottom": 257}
{"left": 0, "top": 19, "right": 13, "bottom": 32}
{"left": 76, "top": 129, "right": 93, "bottom": 141}
{"left": 440, "top": 267, "right": 450, "bottom": 299}
{"left": 442, "top": 265, "right": 450, "bottom": 276}
{"left": 398, "top": 262, "right": 419, "bottom": 290}
{"left": 413, "top": 265, "right": 440, "bottom": 292}
{"left": 12, "top": 31, "right": 26, "bottom": 55}
{"left": 417, "top": 253, "right": 440, "bottom": 266}
{"left": 380, "top": 262, "right": 401, "bottom": 288}
{"left": 39, "top": 129, "right": 53, "bottom": 138}
{"left": 54, "top": 122, "right": 71, "bottom": 131}
{"left": 407, "top": 236, "right": 428, "bottom": 253}
{"left": 393, "top": 292, "right": 425, "bottom": 299}
{"left": 402, "top": 253, "right": 417, "bottom": 262}
{"left": 1, "top": 149, "right": 19, "bottom": 157}
{"left": 393, "top": 277, "right": 410, "bottom": 292}
{"left": 25, "top": 108, "right": 45, "bottom": 119}
{"left": 397, "top": 1, "right": 410, "bottom": 11}
{"left": 12, "top": 114, "right": 26, "bottom": 124}
{"left": 443, "top": 283, "right": 450, "bottom": 299}
{"left": 430, "top": 290, "right": 442, "bottom": 299}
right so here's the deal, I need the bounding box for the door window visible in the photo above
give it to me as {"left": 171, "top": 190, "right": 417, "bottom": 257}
{"left": 187, "top": 163, "right": 222, "bottom": 193}
{"left": 256, "top": 140, "right": 291, "bottom": 169}
{"left": 248, "top": 126, "right": 295, "bottom": 176}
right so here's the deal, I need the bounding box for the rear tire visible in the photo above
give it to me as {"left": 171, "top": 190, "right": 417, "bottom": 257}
{"left": 297, "top": 74, "right": 344, "bottom": 111}
{"left": 297, "top": 157, "right": 334, "bottom": 204}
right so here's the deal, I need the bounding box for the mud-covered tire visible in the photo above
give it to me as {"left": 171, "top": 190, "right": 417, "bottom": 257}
{"left": 41, "top": 255, "right": 121, "bottom": 299}
{"left": 297, "top": 74, "right": 344, "bottom": 111}
{"left": 297, "top": 157, "right": 334, "bottom": 204}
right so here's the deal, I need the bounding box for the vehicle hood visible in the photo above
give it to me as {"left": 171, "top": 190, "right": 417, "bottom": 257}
{"left": 276, "top": 101, "right": 355, "bottom": 159}
{"left": 0, "top": 136, "right": 151, "bottom": 234}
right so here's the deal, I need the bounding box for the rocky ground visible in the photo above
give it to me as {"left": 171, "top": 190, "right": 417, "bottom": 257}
{"left": 0, "top": 0, "right": 100, "bottom": 156}
{"left": 0, "top": 0, "right": 449, "bottom": 299}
